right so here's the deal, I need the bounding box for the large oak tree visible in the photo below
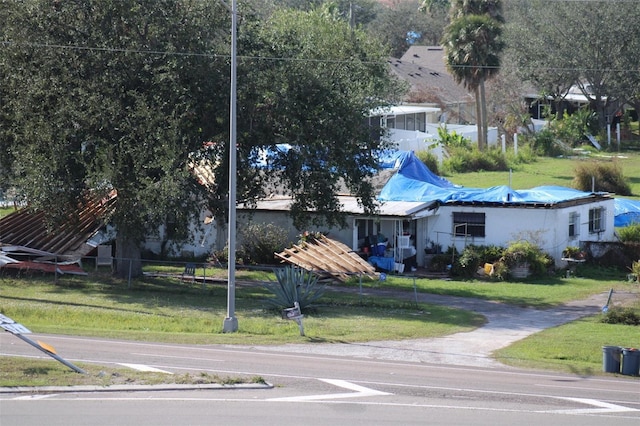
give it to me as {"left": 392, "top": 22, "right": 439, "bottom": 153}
{"left": 0, "top": 0, "right": 403, "bottom": 276}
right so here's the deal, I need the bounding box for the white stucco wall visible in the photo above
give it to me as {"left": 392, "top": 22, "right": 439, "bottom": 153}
{"left": 236, "top": 210, "right": 354, "bottom": 250}
{"left": 427, "top": 199, "right": 615, "bottom": 265}
{"left": 194, "top": 197, "right": 615, "bottom": 269}
{"left": 142, "top": 209, "right": 217, "bottom": 258}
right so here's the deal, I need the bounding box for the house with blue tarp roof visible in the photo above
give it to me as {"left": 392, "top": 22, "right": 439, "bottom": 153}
{"left": 374, "top": 151, "right": 617, "bottom": 267}
{"left": 240, "top": 150, "right": 621, "bottom": 271}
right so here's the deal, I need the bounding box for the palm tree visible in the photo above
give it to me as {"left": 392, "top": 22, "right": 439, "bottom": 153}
{"left": 442, "top": 1, "right": 504, "bottom": 150}
{"left": 450, "top": 0, "right": 504, "bottom": 23}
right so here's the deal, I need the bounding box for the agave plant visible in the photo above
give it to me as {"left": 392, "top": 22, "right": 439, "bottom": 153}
{"left": 262, "top": 266, "right": 325, "bottom": 310}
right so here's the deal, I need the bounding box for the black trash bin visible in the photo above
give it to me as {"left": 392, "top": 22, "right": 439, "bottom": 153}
{"left": 602, "top": 346, "right": 622, "bottom": 373}
{"left": 621, "top": 348, "right": 640, "bottom": 376}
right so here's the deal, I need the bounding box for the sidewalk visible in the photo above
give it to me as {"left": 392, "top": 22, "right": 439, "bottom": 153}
{"left": 253, "top": 288, "right": 637, "bottom": 368}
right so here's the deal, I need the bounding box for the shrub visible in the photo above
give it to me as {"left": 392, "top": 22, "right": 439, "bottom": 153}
{"left": 498, "top": 240, "right": 553, "bottom": 279}
{"left": 437, "top": 125, "right": 471, "bottom": 150}
{"left": 630, "top": 259, "right": 640, "bottom": 278}
{"left": 551, "top": 109, "right": 598, "bottom": 147}
{"left": 600, "top": 307, "right": 640, "bottom": 326}
{"left": 238, "top": 222, "right": 290, "bottom": 265}
{"left": 416, "top": 149, "right": 440, "bottom": 175}
{"left": 429, "top": 246, "right": 458, "bottom": 272}
{"left": 453, "top": 244, "right": 504, "bottom": 278}
{"left": 262, "top": 266, "right": 325, "bottom": 310}
{"left": 573, "top": 161, "right": 631, "bottom": 195}
{"left": 429, "top": 254, "right": 451, "bottom": 272}
{"left": 504, "top": 143, "right": 537, "bottom": 165}
{"left": 442, "top": 146, "right": 509, "bottom": 173}
{"left": 528, "top": 127, "right": 570, "bottom": 157}
{"left": 562, "top": 246, "right": 585, "bottom": 259}
{"left": 617, "top": 224, "right": 640, "bottom": 243}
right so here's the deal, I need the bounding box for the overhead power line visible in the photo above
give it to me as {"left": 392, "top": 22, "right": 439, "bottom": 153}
{"left": 2, "top": 39, "right": 638, "bottom": 74}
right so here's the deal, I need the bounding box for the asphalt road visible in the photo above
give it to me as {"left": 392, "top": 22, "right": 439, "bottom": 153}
{"left": 1, "top": 332, "right": 639, "bottom": 426}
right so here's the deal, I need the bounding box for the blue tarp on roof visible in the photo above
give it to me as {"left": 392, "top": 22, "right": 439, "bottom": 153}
{"left": 614, "top": 197, "right": 640, "bottom": 227}
{"left": 379, "top": 151, "right": 640, "bottom": 227}
{"left": 378, "top": 151, "right": 606, "bottom": 205}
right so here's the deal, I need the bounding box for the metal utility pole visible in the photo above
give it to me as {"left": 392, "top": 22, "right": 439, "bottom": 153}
{"left": 221, "top": 0, "right": 238, "bottom": 333}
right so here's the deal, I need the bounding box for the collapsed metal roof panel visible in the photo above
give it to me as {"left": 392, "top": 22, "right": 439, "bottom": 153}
{"left": 0, "top": 191, "right": 116, "bottom": 257}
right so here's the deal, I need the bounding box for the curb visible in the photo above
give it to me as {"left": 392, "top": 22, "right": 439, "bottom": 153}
{"left": 0, "top": 382, "right": 274, "bottom": 394}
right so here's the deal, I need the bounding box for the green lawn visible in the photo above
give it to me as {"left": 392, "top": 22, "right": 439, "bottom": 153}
{"left": 0, "top": 206, "right": 15, "bottom": 218}
{"left": 494, "top": 315, "right": 639, "bottom": 375}
{"left": 0, "top": 356, "right": 267, "bottom": 388}
{"left": 368, "top": 265, "right": 633, "bottom": 308}
{"left": 0, "top": 274, "right": 484, "bottom": 345}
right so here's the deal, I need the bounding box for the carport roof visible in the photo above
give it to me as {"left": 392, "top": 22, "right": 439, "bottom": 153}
{"left": 241, "top": 196, "right": 438, "bottom": 219}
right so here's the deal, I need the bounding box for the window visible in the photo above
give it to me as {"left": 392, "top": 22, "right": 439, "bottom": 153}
{"left": 386, "top": 116, "right": 395, "bottom": 129}
{"left": 416, "top": 113, "right": 426, "bottom": 132}
{"left": 357, "top": 219, "right": 376, "bottom": 247}
{"left": 406, "top": 114, "right": 415, "bottom": 131}
{"left": 568, "top": 212, "right": 580, "bottom": 238}
{"left": 588, "top": 207, "right": 605, "bottom": 233}
{"left": 453, "top": 212, "right": 485, "bottom": 237}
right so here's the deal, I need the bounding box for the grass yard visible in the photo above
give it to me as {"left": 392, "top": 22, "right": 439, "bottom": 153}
{"left": 0, "top": 356, "right": 267, "bottom": 388}
{"left": 494, "top": 314, "right": 640, "bottom": 375}
{"left": 0, "top": 206, "right": 16, "bottom": 218}
{"left": 1, "top": 266, "right": 638, "bottom": 376}
{"left": 0, "top": 273, "right": 484, "bottom": 346}
{"left": 353, "top": 265, "right": 635, "bottom": 308}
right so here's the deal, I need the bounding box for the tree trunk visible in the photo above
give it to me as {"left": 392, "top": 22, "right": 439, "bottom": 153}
{"left": 115, "top": 234, "right": 142, "bottom": 279}
{"left": 215, "top": 216, "right": 228, "bottom": 256}
{"left": 480, "top": 78, "right": 488, "bottom": 151}
{"left": 474, "top": 86, "right": 485, "bottom": 150}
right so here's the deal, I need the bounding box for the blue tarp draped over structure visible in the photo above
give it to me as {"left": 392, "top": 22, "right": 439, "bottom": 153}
{"left": 378, "top": 151, "right": 602, "bottom": 205}
{"left": 378, "top": 151, "right": 640, "bottom": 228}
{"left": 614, "top": 197, "right": 640, "bottom": 227}
{"left": 254, "top": 147, "right": 638, "bottom": 227}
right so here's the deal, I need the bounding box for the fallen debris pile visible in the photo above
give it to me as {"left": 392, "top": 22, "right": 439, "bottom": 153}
{"left": 275, "top": 234, "right": 377, "bottom": 282}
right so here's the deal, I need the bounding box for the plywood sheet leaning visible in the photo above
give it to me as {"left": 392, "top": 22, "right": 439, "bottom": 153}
{"left": 275, "top": 234, "right": 377, "bottom": 282}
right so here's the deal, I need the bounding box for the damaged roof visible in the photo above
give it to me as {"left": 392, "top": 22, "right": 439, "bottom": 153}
{"left": 0, "top": 191, "right": 116, "bottom": 259}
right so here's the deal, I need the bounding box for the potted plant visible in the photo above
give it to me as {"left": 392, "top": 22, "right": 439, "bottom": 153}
{"left": 562, "top": 245, "right": 587, "bottom": 261}
{"left": 562, "top": 246, "right": 583, "bottom": 259}
{"left": 500, "top": 240, "right": 552, "bottom": 279}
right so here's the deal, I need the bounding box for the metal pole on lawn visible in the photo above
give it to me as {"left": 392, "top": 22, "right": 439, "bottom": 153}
{"left": 222, "top": 0, "right": 238, "bottom": 332}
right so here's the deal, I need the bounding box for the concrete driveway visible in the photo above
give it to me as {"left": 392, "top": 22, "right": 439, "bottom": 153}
{"left": 251, "top": 289, "right": 637, "bottom": 368}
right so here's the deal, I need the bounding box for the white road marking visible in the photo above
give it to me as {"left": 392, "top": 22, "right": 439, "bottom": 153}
{"left": 12, "top": 394, "right": 57, "bottom": 400}
{"left": 118, "top": 363, "right": 173, "bottom": 374}
{"left": 546, "top": 397, "right": 639, "bottom": 414}
{"left": 536, "top": 383, "right": 640, "bottom": 395}
{"left": 267, "top": 378, "right": 391, "bottom": 402}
